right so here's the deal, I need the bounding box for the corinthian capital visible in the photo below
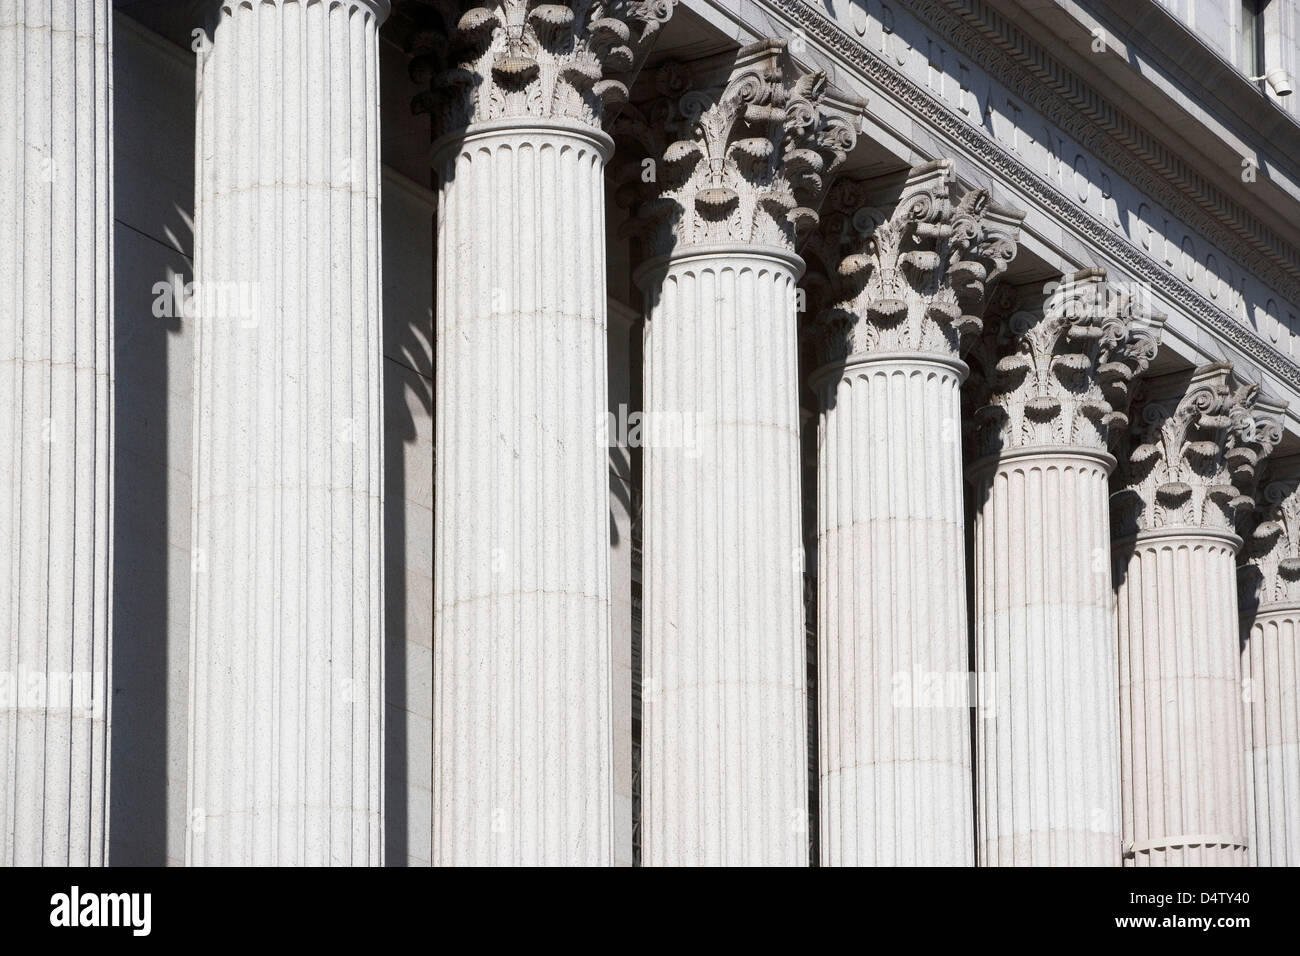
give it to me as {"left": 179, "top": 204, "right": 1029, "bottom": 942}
{"left": 408, "top": 0, "right": 676, "bottom": 136}
{"left": 1240, "top": 463, "right": 1300, "bottom": 612}
{"left": 613, "top": 39, "right": 867, "bottom": 259}
{"left": 802, "top": 160, "right": 1024, "bottom": 367}
{"left": 965, "top": 269, "right": 1165, "bottom": 462}
{"left": 1112, "top": 363, "right": 1285, "bottom": 538}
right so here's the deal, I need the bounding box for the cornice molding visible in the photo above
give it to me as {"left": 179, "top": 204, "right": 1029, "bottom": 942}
{"left": 1079, "top": 0, "right": 1300, "bottom": 158}
{"left": 764, "top": 0, "right": 1300, "bottom": 392}
{"left": 898, "top": 0, "right": 1300, "bottom": 303}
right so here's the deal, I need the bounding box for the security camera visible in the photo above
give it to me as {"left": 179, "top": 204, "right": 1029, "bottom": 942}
{"left": 1267, "top": 69, "right": 1295, "bottom": 96}
{"left": 1253, "top": 68, "right": 1296, "bottom": 96}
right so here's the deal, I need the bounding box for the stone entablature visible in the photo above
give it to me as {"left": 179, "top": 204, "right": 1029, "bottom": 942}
{"left": 754, "top": 0, "right": 1300, "bottom": 394}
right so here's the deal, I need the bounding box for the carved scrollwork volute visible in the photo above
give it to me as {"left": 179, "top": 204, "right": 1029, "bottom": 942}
{"left": 611, "top": 39, "right": 867, "bottom": 260}
{"left": 801, "top": 160, "right": 1025, "bottom": 373}
{"left": 1239, "top": 463, "right": 1300, "bottom": 613}
{"left": 1112, "top": 362, "right": 1286, "bottom": 540}
{"left": 963, "top": 268, "right": 1166, "bottom": 462}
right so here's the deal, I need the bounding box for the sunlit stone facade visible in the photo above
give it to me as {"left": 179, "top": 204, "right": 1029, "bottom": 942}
{"left": 3, "top": 0, "right": 1300, "bottom": 866}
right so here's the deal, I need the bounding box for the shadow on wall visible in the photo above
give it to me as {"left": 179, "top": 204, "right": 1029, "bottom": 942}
{"left": 383, "top": 216, "right": 434, "bottom": 867}
{"left": 108, "top": 5, "right": 440, "bottom": 866}
{"left": 113, "top": 210, "right": 192, "bottom": 868}
{"left": 109, "top": 8, "right": 198, "bottom": 865}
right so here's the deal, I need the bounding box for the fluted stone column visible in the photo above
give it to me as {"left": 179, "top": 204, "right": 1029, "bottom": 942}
{"left": 805, "top": 163, "right": 1022, "bottom": 867}
{"left": 186, "top": 0, "right": 389, "bottom": 865}
{"left": 965, "top": 270, "right": 1163, "bottom": 865}
{"left": 616, "top": 42, "right": 863, "bottom": 865}
{"left": 0, "top": 0, "right": 112, "bottom": 866}
{"left": 1112, "top": 364, "right": 1283, "bottom": 866}
{"left": 799, "top": 160, "right": 1021, "bottom": 865}
{"left": 1239, "top": 469, "right": 1300, "bottom": 866}
{"left": 419, "top": 1, "right": 673, "bottom": 865}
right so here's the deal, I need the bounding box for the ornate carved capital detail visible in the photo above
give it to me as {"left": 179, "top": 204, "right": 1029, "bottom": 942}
{"left": 408, "top": 0, "right": 676, "bottom": 137}
{"left": 762, "top": 0, "right": 1300, "bottom": 395}
{"left": 802, "top": 160, "right": 1024, "bottom": 369}
{"left": 613, "top": 39, "right": 867, "bottom": 259}
{"left": 1240, "top": 466, "right": 1300, "bottom": 612}
{"left": 964, "top": 269, "right": 1165, "bottom": 461}
{"left": 1111, "top": 363, "right": 1285, "bottom": 539}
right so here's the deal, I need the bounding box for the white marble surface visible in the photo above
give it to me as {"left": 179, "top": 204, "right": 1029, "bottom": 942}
{"left": 639, "top": 249, "right": 809, "bottom": 867}
{"left": 1116, "top": 531, "right": 1249, "bottom": 866}
{"left": 185, "top": 0, "right": 388, "bottom": 866}
{"left": 0, "top": 0, "right": 113, "bottom": 867}
{"left": 972, "top": 450, "right": 1120, "bottom": 865}
{"left": 816, "top": 354, "right": 972, "bottom": 866}
{"left": 432, "top": 122, "right": 615, "bottom": 866}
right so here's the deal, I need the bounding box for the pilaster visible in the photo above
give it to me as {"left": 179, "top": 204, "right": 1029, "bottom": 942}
{"left": 0, "top": 0, "right": 113, "bottom": 867}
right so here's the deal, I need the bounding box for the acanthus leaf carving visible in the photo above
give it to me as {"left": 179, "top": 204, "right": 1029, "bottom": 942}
{"left": 1111, "top": 363, "right": 1286, "bottom": 538}
{"left": 802, "top": 159, "right": 1024, "bottom": 368}
{"left": 611, "top": 39, "right": 867, "bottom": 258}
{"left": 408, "top": 0, "right": 677, "bottom": 136}
{"left": 964, "top": 268, "right": 1165, "bottom": 461}
{"left": 761, "top": 0, "right": 1300, "bottom": 396}
{"left": 1239, "top": 465, "right": 1300, "bottom": 612}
